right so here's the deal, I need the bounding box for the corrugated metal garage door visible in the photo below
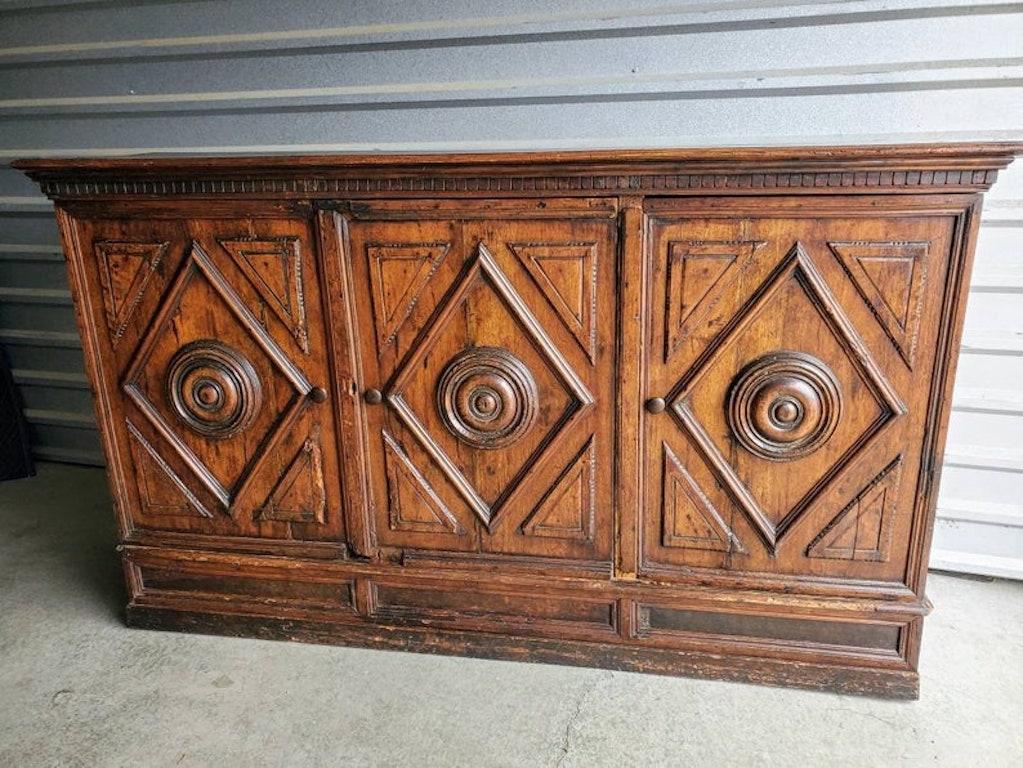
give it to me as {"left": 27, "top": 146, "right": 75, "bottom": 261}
{"left": 0, "top": 0, "right": 1020, "bottom": 576}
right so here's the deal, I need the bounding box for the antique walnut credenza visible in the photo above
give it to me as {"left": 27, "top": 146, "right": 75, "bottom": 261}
{"left": 16, "top": 144, "right": 1020, "bottom": 698}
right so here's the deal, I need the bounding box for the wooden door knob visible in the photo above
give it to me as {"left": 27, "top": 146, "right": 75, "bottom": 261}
{"left": 645, "top": 397, "right": 666, "bottom": 414}
{"left": 364, "top": 388, "right": 384, "bottom": 405}
{"left": 308, "top": 386, "right": 328, "bottom": 403}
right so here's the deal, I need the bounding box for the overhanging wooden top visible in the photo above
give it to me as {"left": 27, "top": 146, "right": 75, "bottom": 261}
{"left": 14, "top": 143, "right": 1022, "bottom": 200}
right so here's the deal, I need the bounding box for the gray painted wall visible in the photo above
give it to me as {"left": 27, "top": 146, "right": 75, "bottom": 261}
{"left": 0, "top": 0, "right": 1021, "bottom": 574}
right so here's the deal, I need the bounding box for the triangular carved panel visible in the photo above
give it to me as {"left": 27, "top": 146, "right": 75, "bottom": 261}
{"left": 522, "top": 438, "right": 595, "bottom": 541}
{"left": 860, "top": 258, "right": 915, "bottom": 325}
{"left": 219, "top": 238, "right": 309, "bottom": 352}
{"left": 661, "top": 443, "right": 740, "bottom": 552}
{"left": 383, "top": 431, "right": 463, "bottom": 535}
{"left": 665, "top": 240, "right": 764, "bottom": 359}
{"left": 807, "top": 457, "right": 903, "bottom": 562}
{"left": 510, "top": 242, "right": 597, "bottom": 361}
{"left": 829, "top": 241, "right": 929, "bottom": 367}
{"left": 126, "top": 420, "right": 212, "bottom": 518}
{"left": 95, "top": 241, "right": 169, "bottom": 344}
{"left": 259, "top": 437, "right": 326, "bottom": 524}
{"left": 367, "top": 242, "right": 449, "bottom": 346}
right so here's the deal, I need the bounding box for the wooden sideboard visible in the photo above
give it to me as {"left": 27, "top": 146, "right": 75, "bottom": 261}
{"left": 16, "top": 144, "right": 1020, "bottom": 698}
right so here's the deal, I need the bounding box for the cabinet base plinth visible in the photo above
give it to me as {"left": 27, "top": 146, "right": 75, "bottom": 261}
{"left": 125, "top": 603, "right": 919, "bottom": 699}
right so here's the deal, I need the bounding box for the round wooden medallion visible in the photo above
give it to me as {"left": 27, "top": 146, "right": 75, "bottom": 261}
{"left": 727, "top": 351, "right": 841, "bottom": 460}
{"left": 437, "top": 347, "right": 538, "bottom": 449}
{"left": 166, "top": 340, "right": 262, "bottom": 439}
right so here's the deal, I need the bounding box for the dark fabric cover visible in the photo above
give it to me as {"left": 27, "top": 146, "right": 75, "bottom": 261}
{"left": 0, "top": 348, "right": 33, "bottom": 481}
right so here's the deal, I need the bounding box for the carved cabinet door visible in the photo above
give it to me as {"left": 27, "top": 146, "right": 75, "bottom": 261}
{"left": 69, "top": 213, "right": 346, "bottom": 547}
{"left": 639, "top": 196, "right": 966, "bottom": 585}
{"left": 342, "top": 199, "right": 617, "bottom": 563}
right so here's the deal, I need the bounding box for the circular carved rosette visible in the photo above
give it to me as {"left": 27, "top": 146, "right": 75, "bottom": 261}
{"left": 437, "top": 347, "right": 538, "bottom": 450}
{"left": 727, "top": 351, "right": 842, "bottom": 461}
{"left": 166, "top": 340, "right": 262, "bottom": 439}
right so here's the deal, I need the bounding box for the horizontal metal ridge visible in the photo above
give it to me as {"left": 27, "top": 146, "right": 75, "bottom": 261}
{"left": 1, "top": 0, "right": 1019, "bottom": 64}
{"left": 929, "top": 548, "right": 1023, "bottom": 580}
{"left": 953, "top": 386, "right": 1023, "bottom": 415}
{"left": 0, "top": 286, "right": 72, "bottom": 305}
{"left": 943, "top": 444, "right": 1023, "bottom": 473}
{"left": 30, "top": 446, "right": 104, "bottom": 466}
{"left": 0, "top": 243, "right": 63, "bottom": 255}
{"left": 936, "top": 498, "right": 1023, "bottom": 526}
{"left": 11, "top": 368, "right": 89, "bottom": 389}
{"left": 22, "top": 407, "right": 95, "bottom": 428}
{"left": 960, "top": 331, "right": 1023, "bottom": 356}
{"left": 0, "top": 328, "right": 81, "bottom": 347}
{"left": 2, "top": 59, "right": 1019, "bottom": 115}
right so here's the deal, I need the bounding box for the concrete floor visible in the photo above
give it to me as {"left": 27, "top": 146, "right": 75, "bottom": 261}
{"left": 0, "top": 464, "right": 1020, "bottom": 767}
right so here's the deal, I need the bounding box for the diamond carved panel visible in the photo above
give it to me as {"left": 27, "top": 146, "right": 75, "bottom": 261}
{"left": 387, "top": 243, "right": 593, "bottom": 530}
{"left": 671, "top": 243, "right": 905, "bottom": 550}
{"left": 123, "top": 241, "right": 311, "bottom": 514}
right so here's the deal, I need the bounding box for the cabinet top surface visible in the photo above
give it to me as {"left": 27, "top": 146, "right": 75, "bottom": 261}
{"left": 13, "top": 142, "right": 1022, "bottom": 176}
{"left": 15, "top": 143, "right": 1021, "bottom": 200}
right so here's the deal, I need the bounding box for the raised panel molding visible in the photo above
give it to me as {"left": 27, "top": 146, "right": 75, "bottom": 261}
{"left": 219, "top": 237, "right": 310, "bottom": 353}
{"left": 727, "top": 351, "right": 842, "bottom": 462}
{"left": 383, "top": 431, "right": 464, "bottom": 535}
{"left": 165, "top": 339, "right": 263, "bottom": 440}
{"left": 509, "top": 242, "right": 597, "bottom": 361}
{"left": 436, "top": 346, "right": 538, "bottom": 450}
{"left": 807, "top": 457, "right": 903, "bottom": 562}
{"left": 672, "top": 242, "right": 906, "bottom": 551}
{"left": 522, "top": 437, "right": 596, "bottom": 542}
{"left": 259, "top": 436, "right": 327, "bottom": 524}
{"left": 661, "top": 443, "right": 741, "bottom": 553}
{"left": 829, "top": 241, "right": 930, "bottom": 367}
{"left": 386, "top": 242, "right": 593, "bottom": 532}
{"left": 95, "top": 240, "right": 169, "bottom": 344}
{"left": 664, "top": 240, "right": 764, "bottom": 359}
{"left": 126, "top": 420, "right": 212, "bottom": 519}
{"left": 367, "top": 242, "right": 449, "bottom": 347}
{"left": 122, "top": 240, "right": 312, "bottom": 515}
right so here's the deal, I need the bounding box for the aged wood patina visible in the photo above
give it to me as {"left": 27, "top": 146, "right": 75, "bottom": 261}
{"left": 16, "top": 143, "right": 1021, "bottom": 697}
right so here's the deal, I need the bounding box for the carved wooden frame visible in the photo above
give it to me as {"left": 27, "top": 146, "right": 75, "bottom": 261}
{"left": 16, "top": 144, "right": 1019, "bottom": 699}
